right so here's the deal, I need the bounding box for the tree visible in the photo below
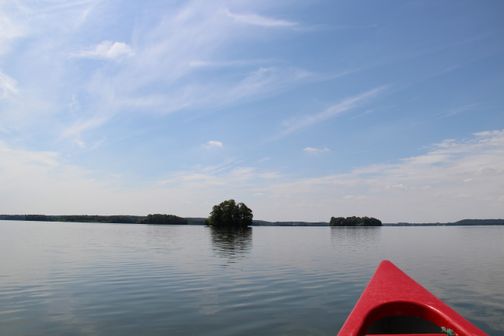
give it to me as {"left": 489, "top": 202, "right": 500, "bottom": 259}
{"left": 207, "top": 199, "right": 253, "bottom": 227}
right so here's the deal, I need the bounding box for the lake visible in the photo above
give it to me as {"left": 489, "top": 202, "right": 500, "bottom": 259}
{"left": 0, "top": 221, "right": 503, "bottom": 335}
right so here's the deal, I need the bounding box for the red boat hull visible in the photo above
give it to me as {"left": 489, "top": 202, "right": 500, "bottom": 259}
{"left": 337, "top": 260, "right": 487, "bottom": 336}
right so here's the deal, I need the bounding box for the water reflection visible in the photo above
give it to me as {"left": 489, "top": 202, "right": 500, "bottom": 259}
{"left": 1, "top": 222, "right": 503, "bottom": 335}
{"left": 330, "top": 226, "right": 382, "bottom": 252}
{"left": 209, "top": 226, "right": 252, "bottom": 260}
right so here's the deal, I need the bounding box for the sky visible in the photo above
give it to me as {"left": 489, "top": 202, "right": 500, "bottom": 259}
{"left": 0, "top": 0, "right": 503, "bottom": 222}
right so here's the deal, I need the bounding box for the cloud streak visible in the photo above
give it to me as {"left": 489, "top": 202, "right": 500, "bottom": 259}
{"left": 72, "top": 41, "right": 134, "bottom": 60}
{"left": 0, "top": 8, "right": 25, "bottom": 55}
{"left": 224, "top": 9, "right": 297, "bottom": 28}
{"left": 303, "top": 146, "right": 330, "bottom": 154}
{"left": 279, "top": 86, "right": 387, "bottom": 137}
{"left": 49, "top": 2, "right": 313, "bottom": 141}
{"left": 60, "top": 115, "right": 109, "bottom": 147}
{"left": 0, "top": 71, "right": 18, "bottom": 99}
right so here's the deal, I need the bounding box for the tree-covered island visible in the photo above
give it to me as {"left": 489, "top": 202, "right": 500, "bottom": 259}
{"left": 141, "top": 214, "right": 187, "bottom": 224}
{"left": 330, "top": 216, "right": 382, "bottom": 226}
{"left": 206, "top": 199, "right": 253, "bottom": 227}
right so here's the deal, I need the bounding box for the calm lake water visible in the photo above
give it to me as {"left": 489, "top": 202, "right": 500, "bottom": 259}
{"left": 0, "top": 221, "right": 503, "bottom": 335}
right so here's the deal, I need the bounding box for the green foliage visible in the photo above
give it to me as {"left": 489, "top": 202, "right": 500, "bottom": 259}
{"left": 330, "top": 216, "right": 382, "bottom": 226}
{"left": 207, "top": 199, "right": 253, "bottom": 227}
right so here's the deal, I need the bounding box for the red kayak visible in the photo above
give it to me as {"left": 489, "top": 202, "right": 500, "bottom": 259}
{"left": 337, "top": 260, "right": 487, "bottom": 335}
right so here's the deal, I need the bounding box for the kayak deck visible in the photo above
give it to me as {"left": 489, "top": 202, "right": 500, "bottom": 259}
{"left": 337, "top": 260, "right": 487, "bottom": 335}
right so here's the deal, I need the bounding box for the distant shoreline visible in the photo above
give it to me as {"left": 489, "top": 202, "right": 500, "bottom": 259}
{"left": 0, "top": 215, "right": 503, "bottom": 226}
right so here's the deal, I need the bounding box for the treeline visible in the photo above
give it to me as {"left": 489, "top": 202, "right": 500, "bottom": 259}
{"left": 330, "top": 216, "right": 382, "bottom": 226}
{"left": 392, "top": 219, "right": 504, "bottom": 226}
{"left": 253, "top": 220, "right": 327, "bottom": 226}
{"left": 0, "top": 214, "right": 187, "bottom": 224}
{"left": 455, "top": 219, "right": 504, "bottom": 226}
{"left": 2, "top": 213, "right": 501, "bottom": 227}
{"left": 140, "top": 214, "right": 187, "bottom": 224}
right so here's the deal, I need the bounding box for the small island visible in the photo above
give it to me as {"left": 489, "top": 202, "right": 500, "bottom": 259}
{"left": 141, "top": 214, "right": 187, "bottom": 224}
{"left": 330, "top": 216, "right": 382, "bottom": 226}
{"left": 206, "top": 199, "right": 253, "bottom": 227}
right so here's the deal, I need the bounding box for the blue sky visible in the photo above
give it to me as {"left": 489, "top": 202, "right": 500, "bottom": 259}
{"left": 1, "top": 0, "right": 503, "bottom": 222}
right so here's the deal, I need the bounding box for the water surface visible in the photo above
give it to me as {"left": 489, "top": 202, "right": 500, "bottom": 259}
{"left": 0, "top": 221, "right": 503, "bottom": 335}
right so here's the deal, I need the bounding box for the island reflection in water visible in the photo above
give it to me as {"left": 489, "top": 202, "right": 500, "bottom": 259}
{"left": 330, "top": 226, "right": 381, "bottom": 244}
{"left": 0, "top": 222, "right": 503, "bottom": 335}
{"left": 330, "top": 226, "right": 382, "bottom": 257}
{"left": 209, "top": 226, "right": 252, "bottom": 260}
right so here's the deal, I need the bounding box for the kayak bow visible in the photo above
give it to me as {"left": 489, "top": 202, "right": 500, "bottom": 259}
{"left": 337, "top": 260, "right": 487, "bottom": 336}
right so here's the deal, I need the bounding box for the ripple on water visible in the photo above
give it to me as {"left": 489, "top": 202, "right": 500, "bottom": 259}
{"left": 0, "top": 222, "right": 503, "bottom": 335}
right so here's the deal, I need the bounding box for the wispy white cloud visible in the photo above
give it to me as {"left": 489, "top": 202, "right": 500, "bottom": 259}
{"left": 159, "top": 164, "right": 281, "bottom": 189}
{"left": 279, "top": 86, "right": 386, "bottom": 137}
{"left": 0, "top": 141, "right": 59, "bottom": 167}
{"left": 187, "top": 58, "right": 271, "bottom": 69}
{"left": 60, "top": 115, "right": 109, "bottom": 147}
{"left": 440, "top": 102, "right": 486, "bottom": 118}
{"left": 0, "top": 8, "right": 26, "bottom": 55}
{"left": 50, "top": 2, "right": 313, "bottom": 140}
{"left": 1, "top": 130, "right": 503, "bottom": 221}
{"left": 1, "top": 0, "right": 101, "bottom": 52}
{"left": 72, "top": 40, "right": 134, "bottom": 60}
{"left": 3, "top": 0, "right": 316, "bottom": 145}
{"left": 303, "top": 146, "right": 330, "bottom": 154}
{"left": 204, "top": 140, "right": 224, "bottom": 149}
{"left": 0, "top": 0, "right": 110, "bottom": 138}
{"left": 224, "top": 9, "right": 297, "bottom": 28}
{"left": 0, "top": 71, "right": 18, "bottom": 99}
{"left": 226, "top": 67, "right": 314, "bottom": 102}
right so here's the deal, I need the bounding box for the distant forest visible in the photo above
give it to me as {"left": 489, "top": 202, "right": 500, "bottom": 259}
{"left": 0, "top": 215, "right": 503, "bottom": 226}
{"left": 0, "top": 214, "right": 187, "bottom": 224}
{"left": 388, "top": 219, "right": 504, "bottom": 226}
